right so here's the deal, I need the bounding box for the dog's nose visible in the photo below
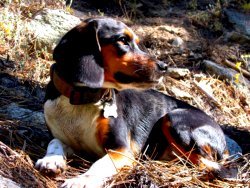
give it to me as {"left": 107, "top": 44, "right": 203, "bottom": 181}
{"left": 157, "top": 61, "right": 168, "bottom": 72}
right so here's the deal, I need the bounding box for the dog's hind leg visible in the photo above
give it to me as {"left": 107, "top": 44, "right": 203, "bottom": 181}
{"left": 159, "top": 108, "right": 238, "bottom": 178}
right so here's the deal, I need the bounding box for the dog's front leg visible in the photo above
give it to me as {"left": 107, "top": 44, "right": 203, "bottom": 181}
{"left": 35, "top": 138, "right": 73, "bottom": 175}
{"left": 61, "top": 148, "right": 134, "bottom": 188}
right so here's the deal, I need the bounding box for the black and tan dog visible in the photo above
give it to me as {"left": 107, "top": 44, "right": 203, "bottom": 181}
{"left": 35, "top": 18, "right": 237, "bottom": 187}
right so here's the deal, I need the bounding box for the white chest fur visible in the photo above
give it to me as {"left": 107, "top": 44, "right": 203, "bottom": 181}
{"left": 44, "top": 96, "right": 105, "bottom": 157}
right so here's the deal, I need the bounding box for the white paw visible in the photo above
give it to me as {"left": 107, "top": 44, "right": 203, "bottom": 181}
{"left": 60, "top": 175, "right": 105, "bottom": 188}
{"left": 35, "top": 154, "right": 66, "bottom": 175}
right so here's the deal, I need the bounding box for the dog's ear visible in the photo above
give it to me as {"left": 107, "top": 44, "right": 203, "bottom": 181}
{"left": 53, "top": 19, "right": 104, "bottom": 88}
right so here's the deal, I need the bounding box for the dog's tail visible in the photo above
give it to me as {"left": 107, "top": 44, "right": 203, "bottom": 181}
{"left": 198, "top": 134, "right": 242, "bottom": 179}
{"left": 210, "top": 135, "right": 242, "bottom": 179}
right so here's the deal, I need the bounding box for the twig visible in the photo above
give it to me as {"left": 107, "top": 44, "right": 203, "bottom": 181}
{"left": 0, "top": 141, "right": 20, "bottom": 157}
{"left": 223, "top": 59, "right": 250, "bottom": 78}
{"left": 167, "top": 55, "right": 177, "bottom": 66}
{"left": 166, "top": 176, "right": 192, "bottom": 186}
{"left": 193, "top": 80, "right": 221, "bottom": 109}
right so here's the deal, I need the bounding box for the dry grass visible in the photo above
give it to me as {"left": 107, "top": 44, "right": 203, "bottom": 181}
{"left": 0, "top": 122, "right": 249, "bottom": 188}
{"left": 160, "top": 75, "right": 250, "bottom": 127}
{"left": 0, "top": 140, "right": 56, "bottom": 188}
{"left": 110, "top": 155, "right": 250, "bottom": 187}
{"left": 0, "top": 0, "right": 64, "bottom": 83}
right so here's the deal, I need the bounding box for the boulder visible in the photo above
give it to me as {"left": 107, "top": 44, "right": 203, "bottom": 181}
{"left": 167, "top": 67, "right": 190, "bottom": 79}
{"left": 225, "top": 31, "right": 250, "bottom": 45}
{"left": 201, "top": 60, "right": 250, "bottom": 88}
{"left": 224, "top": 9, "right": 250, "bottom": 36}
{"left": 0, "top": 103, "right": 45, "bottom": 126}
{"left": 225, "top": 135, "right": 242, "bottom": 160}
{"left": 26, "top": 8, "right": 81, "bottom": 51}
{"left": 171, "top": 37, "right": 184, "bottom": 47}
{"left": 0, "top": 175, "right": 21, "bottom": 188}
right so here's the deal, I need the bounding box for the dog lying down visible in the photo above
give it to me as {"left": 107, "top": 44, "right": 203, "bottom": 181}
{"left": 35, "top": 17, "right": 242, "bottom": 187}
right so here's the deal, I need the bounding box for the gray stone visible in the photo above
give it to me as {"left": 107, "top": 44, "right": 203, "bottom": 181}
{"left": 201, "top": 60, "right": 250, "bottom": 88}
{"left": 167, "top": 67, "right": 190, "bottom": 79}
{"left": 225, "top": 31, "right": 250, "bottom": 44}
{"left": 0, "top": 103, "right": 45, "bottom": 125}
{"left": 172, "top": 37, "right": 184, "bottom": 47}
{"left": 0, "top": 175, "right": 21, "bottom": 188}
{"left": 0, "top": 76, "right": 18, "bottom": 88}
{"left": 224, "top": 9, "right": 250, "bottom": 36}
{"left": 225, "top": 135, "right": 242, "bottom": 160}
{"left": 26, "top": 8, "right": 81, "bottom": 51}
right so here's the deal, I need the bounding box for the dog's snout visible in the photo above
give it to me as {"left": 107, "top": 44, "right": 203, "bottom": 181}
{"left": 157, "top": 61, "right": 168, "bottom": 72}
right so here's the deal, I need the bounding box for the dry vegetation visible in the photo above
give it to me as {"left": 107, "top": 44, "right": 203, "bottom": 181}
{"left": 0, "top": 0, "right": 65, "bottom": 83}
{"left": 0, "top": 0, "right": 250, "bottom": 187}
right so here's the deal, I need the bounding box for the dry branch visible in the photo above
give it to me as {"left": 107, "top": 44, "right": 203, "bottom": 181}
{"left": 223, "top": 59, "right": 250, "bottom": 79}
{"left": 193, "top": 80, "right": 221, "bottom": 109}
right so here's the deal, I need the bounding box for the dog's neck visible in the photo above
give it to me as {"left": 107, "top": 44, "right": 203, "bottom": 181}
{"left": 50, "top": 64, "right": 114, "bottom": 105}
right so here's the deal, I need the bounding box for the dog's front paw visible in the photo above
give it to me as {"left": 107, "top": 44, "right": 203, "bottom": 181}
{"left": 35, "top": 154, "right": 66, "bottom": 175}
{"left": 60, "top": 175, "right": 105, "bottom": 188}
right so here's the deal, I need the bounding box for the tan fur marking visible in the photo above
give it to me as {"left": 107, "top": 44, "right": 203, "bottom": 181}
{"left": 107, "top": 148, "right": 135, "bottom": 170}
{"left": 161, "top": 117, "right": 200, "bottom": 165}
{"left": 123, "top": 28, "right": 140, "bottom": 44}
{"left": 101, "top": 44, "right": 156, "bottom": 82}
{"left": 96, "top": 116, "right": 110, "bottom": 147}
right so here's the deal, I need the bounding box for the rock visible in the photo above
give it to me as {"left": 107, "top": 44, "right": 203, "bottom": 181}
{"left": 201, "top": 60, "right": 250, "bottom": 88}
{"left": 189, "top": 51, "right": 203, "bottom": 60}
{"left": 0, "top": 73, "right": 19, "bottom": 88}
{"left": 0, "top": 57, "right": 16, "bottom": 71}
{"left": 171, "top": 37, "right": 184, "bottom": 47}
{"left": 0, "top": 175, "right": 21, "bottom": 188}
{"left": 225, "top": 135, "right": 242, "bottom": 160}
{"left": 0, "top": 72, "right": 45, "bottom": 103}
{"left": 224, "top": 9, "right": 250, "bottom": 36}
{"left": 26, "top": 8, "right": 81, "bottom": 51}
{"left": 196, "top": 0, "right": 216, "bottom": 10}
{"left": 167, "top": 67, "right": 190, "bottom": 79}
{"left": 0, "top": 103, "right": 45, "bottom": 126}
{"left": 225, "top": 31, "right": 250, "bottom": 45}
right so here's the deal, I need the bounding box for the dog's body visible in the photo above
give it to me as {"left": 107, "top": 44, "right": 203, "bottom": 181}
{"left": 35, "top": 18, "right": 236, "bottom": 188}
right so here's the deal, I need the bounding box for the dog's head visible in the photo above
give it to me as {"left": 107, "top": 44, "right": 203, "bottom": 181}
{"left": 53, "top": 17, "right": 167, "bottom": 90}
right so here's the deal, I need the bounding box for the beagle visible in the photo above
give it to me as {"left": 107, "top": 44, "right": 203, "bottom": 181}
{"left": 35, "top": 17, "right": 238, "bottom": 187}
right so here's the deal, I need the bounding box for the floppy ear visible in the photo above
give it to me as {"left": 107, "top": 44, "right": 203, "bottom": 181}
{"left": 53, "top": 19, "right": 104, "bottom": 88}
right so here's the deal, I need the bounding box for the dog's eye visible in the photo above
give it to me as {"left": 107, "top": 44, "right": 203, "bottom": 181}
{"left": 117, "top": 36, "right": 129, "bottom": 45}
